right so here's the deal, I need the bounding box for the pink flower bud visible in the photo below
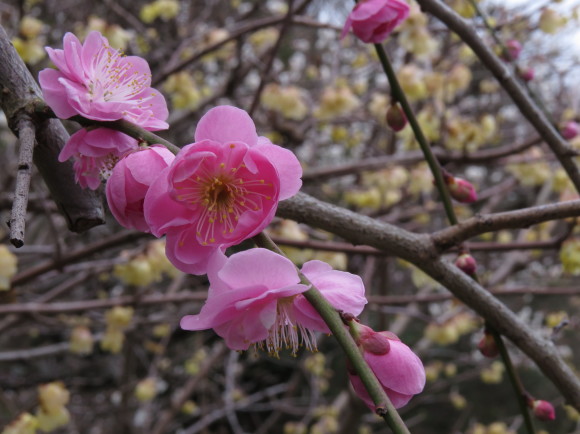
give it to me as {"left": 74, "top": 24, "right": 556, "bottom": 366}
{"left": 455, "top": 253, "right": 477, "bottom": 275}
{"left": 444, "top": 174, "right": 477, "bottom": 203}
{"left": 341, "top": 0, "right": 410, "bottom": 44}
{"left": 532, "top": 400, "right": 556, "bottom": 421}
{"left": 477, "top": 331, "right": 499, "bottom": 358}
{"left": 106, "top": 146, "right": 175, "bottom": 232}
{"left": 561, "top": 121, "right": 579, "bottom": 140}
{"left": 518, "top": 67, "right": 535, "bottom": 82}
{"left": 505, "top": 40, "right": 522, "bottom": 60}
{"left": 348, "top": 324, "right": 425, "bottom": 409}
{"left": 386, "top": 103, "right": 408, "bottom": 131}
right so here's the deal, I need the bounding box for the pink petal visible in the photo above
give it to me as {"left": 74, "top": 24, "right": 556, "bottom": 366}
{"left": 349, "top": 374, "right": 414, "bottom": 409}
{"left": 254, "top": 138, "right": 302, "bottom": 200}
{"left": 217, "top": 248, "right": 301, "bottom": 290}
{"left": 365, "top": 340, "right": 426, "bottom": 395}
{"left": 38, "top": 69, "right": 78, "bottom": 119}
{"left": 144, "top": 168, "right": 196, "bottom": 236}
{"left": 194, "top": 105, "right": 258, "bottom": 146}
{"left": 165, "top": 230, "right": 219, "bottom": 274}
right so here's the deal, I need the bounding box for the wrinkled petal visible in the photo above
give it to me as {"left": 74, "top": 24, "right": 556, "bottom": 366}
{"left": 255, "top": 137, "right": 302, "bottom": 200}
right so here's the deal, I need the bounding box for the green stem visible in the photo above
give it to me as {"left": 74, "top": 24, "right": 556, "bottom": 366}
{"left": 71, "top": 116, "right": 182, "bottom": 155}
{"left": 373, "top": 42, "right": 535, "bottom": 434}
{"left": 253, "top": 232, "right": 410, "bottom": 434}
{"left": 488, "top": 326, "right": 536, "bottom": 434}
{"left": 373, "top": 43, "right": 458, "bottom": 226}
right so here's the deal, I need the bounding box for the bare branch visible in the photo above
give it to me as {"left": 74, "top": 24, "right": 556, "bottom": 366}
{"left": 0, "top": 25, "right": 104, "bottom": 233}
{"left": 9, "top": 116, "right": 35, "bottom": 247}
{"left": 432, "top": 200, "right": 580, "bottom": 251}
{"left": 277, "top": 192, "right": 580, "bottom": 410}
{"left": 415, "top": 0, "right": 580, "bottom": 193}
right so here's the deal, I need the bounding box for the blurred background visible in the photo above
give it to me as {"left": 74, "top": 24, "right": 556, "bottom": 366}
{"left": 1, "top": 0, "right": 580, "bottom": 432}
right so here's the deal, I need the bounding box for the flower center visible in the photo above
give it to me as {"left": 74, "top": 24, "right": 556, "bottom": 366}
{"left": 172, "top": 147, "right": 276, "bottom": 246}
{"left": 257, "top": 297, "right": 317, "bottom": 358}
{"left": 86, "top": 42, "right": 154, "bottom": 107}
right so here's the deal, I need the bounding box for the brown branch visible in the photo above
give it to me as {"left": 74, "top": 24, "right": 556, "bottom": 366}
{"left": 248, "top": 0, "right": 299, "bottom": 116}
{"left": 415, "top": 0, "right": 580, "bottom": 194}
{"left": 0, "top": 25, "right": 104, "bottom": 233}
{"left": 368, "top": 286, "right": 580, "bottom": 305}
{"left": 8, "top": 117, "right": 35, "bottom": 247}
{"left": 0, "top": 291, "right": 207, "bottom": 315}
{"left": 151, "top": 343, "right": 228, "bottom": 434}
{"left": 271, "top": 234, "right": 568, "bottom": 254}
{"left": 432, "top": 200, "right": 580, "bottom": 251}
{"left": 154, "top": 13, "right": 327, "bottom": 86}
{"left": 11, "top": 230, "right": 147, "bottom": 286}
{"left": 302, "top": 137, "right": 540, "bottom": 181}
{"left": 276, "top": 192, "right": 580, "bottom": 410}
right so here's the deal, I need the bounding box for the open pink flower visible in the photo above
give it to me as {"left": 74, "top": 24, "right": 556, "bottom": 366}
{"left": 59, "top": 128, "right": 139, "bottom": 189}
{"left": 144, "top": 105, "right": 302, "bottom": 274}
{"left": 180, "top": 249, "right": 311, "bottom": 354}
{"left": 106, "top": 146, "right": 175, "bottom": 232}
{"left": 341, "top": 0, "right": 410, "bottom": 44}
{"left": 293, "top": 260, "right": 367, "bottom": 333}
{"left": 349, "top": 324, "right": 425, "bottom": 409}
{"left": 39, "top": 31, "right": 168, "bottom": 130}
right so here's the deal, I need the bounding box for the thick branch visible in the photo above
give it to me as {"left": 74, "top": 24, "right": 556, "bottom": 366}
{"left": 277, "top": 193, "right": 580, "bottom": 409}
{"left": 432, "top": 200, "right": 580, "bottom": 251}
{"left": 415, "top": 0, "right": 580, "bottom": 193}
{"left": 0, "top": 25, "right": 104, "bottom": 233}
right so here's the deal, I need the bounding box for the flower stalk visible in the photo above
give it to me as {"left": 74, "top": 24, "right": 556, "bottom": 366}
{"left": 253, "top": 232, "right": 411, "bottom": 434}
{"left": 373, "top": 42, "right": 536, "bottom": 434}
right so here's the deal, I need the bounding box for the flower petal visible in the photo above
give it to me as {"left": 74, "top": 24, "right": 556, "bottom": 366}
{"left": 194, "top": 105, "right": 258, "bottom": 146}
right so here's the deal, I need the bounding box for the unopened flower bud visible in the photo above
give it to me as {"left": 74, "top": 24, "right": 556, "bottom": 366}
{"left": 477, "top": 331, "right": 499, "bottom": 358}
{"left": 561, "top": 121, "right": 579, "bottom": 140}
{"left": 444, "top": 174, "right": 477, "bottom": 203}
{"left": 504, "top": 40, "right": 522, "bottom": 60}
{"left": 455, "top": 253, "right": 477, "bottom": 275}
{"left": 518, "top": 67, "right": 535, "bottom": 82}
{"left": 532, "top": 399, "right": 556, "bottom": 421}
{"left": 386, "top": 103, "right": 408, "bottom": 132}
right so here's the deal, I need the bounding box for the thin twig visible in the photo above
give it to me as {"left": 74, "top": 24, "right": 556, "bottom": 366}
{"left": 9, "top": 117, "right": 35, "bottom": 247}
{"left": 415, "top": 0, "right": 580, "bottom": 194}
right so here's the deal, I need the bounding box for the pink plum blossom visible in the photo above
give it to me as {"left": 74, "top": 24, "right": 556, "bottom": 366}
{"left": 341, "top": 0, "right": 410, "bottom": 44}
{"left": 39, "top": 31, "right": 168, "bottom": 130}
{"left": 292, "top": 260, "right": 367, "bottom": 333}
{"left": 180, "top": 248, "right": 311, "bottom": 354}
{"left": 144, "top": 105, "right": 302, "bottom": 274}
{"left": 59, "top": 128, "right": 139, "bottom": 189}
{"left": 349, "top": 324, "right": 426, "bottom": 409}
{"left": 106, "top": 146, "right": 175, "bottom": 232}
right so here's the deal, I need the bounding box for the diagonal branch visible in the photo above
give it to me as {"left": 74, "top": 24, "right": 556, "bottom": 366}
{"left": 277, "top": 192, "right": 580, "bottom": 410}
{"left": 432, "top": 200, "right": 580, "bottom": 251}
{"left": 415, "top": 0, "right": 580, "bottom": 193}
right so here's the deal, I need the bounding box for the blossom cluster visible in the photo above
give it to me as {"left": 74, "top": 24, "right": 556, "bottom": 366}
{"left": 40, "top": 30, "right": 425, "bottom": 411}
